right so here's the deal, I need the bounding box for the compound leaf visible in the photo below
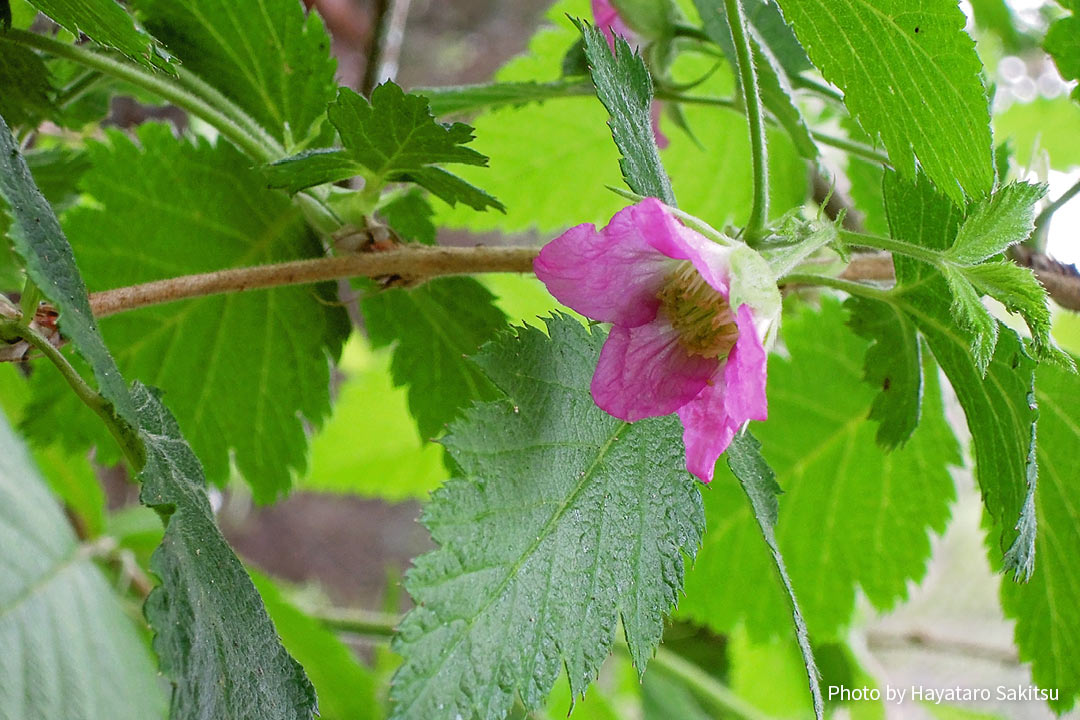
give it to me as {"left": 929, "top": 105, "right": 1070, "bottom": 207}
{"left": 774, "top": 0, "right": 994, "bottom": 204}
{"left": 0, "top": 409, "right": 165, "bottom": 720}
{"left": 391, "top": 316, "right": 705, "bottom": 719}
{"left": 134, "top": 0, "right": 336, "bottom": 147}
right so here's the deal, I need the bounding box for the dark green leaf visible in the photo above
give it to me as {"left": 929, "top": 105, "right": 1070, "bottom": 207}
{"left": 134, "top": 0, "right": 335, "bottom": 146}
{"left": 419, "top": 79, "right": 592, "bottom": 116}
{"left": 1045, "top": 14, "right": 1080, "bottom": 102}
{"left": 0, "top": 38, "right": 55, "bottom": 127}
{"left": 401, "top": 166, "right": 505, "bottom": 212}
{"left": 25, "top": 146, "right": 90, "bottom": 210}
{"left": 379, "top": 189, "right": 436, "bottom": 245}
{"left": 0, "top": 408, "right": 165, "bottom": 720}
{"left": 251, "top": 571, "right": 379, "bottom": 720}
{"left": 681, "top": 300, "right": 959, "bottom": 639}
{"left": 135, "top": 383, "right": 318, "bottom": 720}
{"left": 265, "top": 149, "right": 360, "bottom": 195}
{"left": 999, "top": 359, "right": 1080, "bottom": 713}
{"left": 846, "top": 296, "right": 922, "bottom": 448}
{"left": 40, "top": 124, "right": 349, "bottom": 501}
{"left": 941, "top": 264, "right": 999, "bottom": 372}
{"left": 1, "top": 0, "right": 10, "bottom": 28}
{"left": 774, "top": 0, "right": 994, "bottom": 205}
{"left": 946, "top": 182, "right": 1046, "bottom": 264}
{"left": 578, "top": 20, "right": 676, "bottom": 205}
{"left": 724, "top": 430, "right": 823, "bottom": 720}
{"left": 26, "top": 0, "right": 171, "bottom": 70}
{"left": 362, "top": 276, "right": 506, "bottom": 439}
{"left": 0, "top": 113, "right": 137, "bottom": 429}
{"left": 391, "top": 316, "right": 705, "bottom": 719}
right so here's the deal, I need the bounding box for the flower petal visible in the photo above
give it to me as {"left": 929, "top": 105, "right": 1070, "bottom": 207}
{"left": 629, "top": 199, "right": 732, "bottom": 296}
{"left": 533, "top": 209, "right": 675, "bottom": 327}
{"left": 591, "top": 319, "right": 717, "bottom": 422}
{"left": 676, "top": 306, "right": 768, "bottom": 483}
{"left": 591, "top": 0, "right": 634, "bottom": 50}
{"left": 651, "top": 102, "right": 670, "bottom": 149}
{"left": 676, "top": 380, "right": 741, "bottom": 483}
{"left": 723, "top": 304, "right": 768, "bottom": 422}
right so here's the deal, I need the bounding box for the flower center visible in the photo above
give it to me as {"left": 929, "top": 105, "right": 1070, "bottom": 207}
{"left": 656, "top": 261, "right": 738, "bottom": 358}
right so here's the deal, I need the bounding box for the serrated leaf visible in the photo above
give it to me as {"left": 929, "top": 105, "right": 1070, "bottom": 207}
{"left": 942, "top": 264, "right": 999, "bottom": 372}
{"left": 420, "top": 79, "right": 591, "bottom": 116}
{"left": 774, "top": 0, "right": 994, "bottom": 204}
{"left": 0, "top": 114, "right": 137, "bottom": 432}
{"left": 391, "top": 316, "right": 705, "bottom": 720}
{"left": 1044, "top": 14, "right": 1080, "bottom": 102}
{"left": 999, "top": 360, "right": 1080, "bottom": 713}
{"left": 846, "top": 296, "right": 922, "bottom": 448}
{"left": 946, "top": 182, "right": 1046, "bottom": 264}
{"left": 401, "top": 166, "right": 504, "bottom": 212}
{"left": 134, "top": 383, "right": 318, "bottom": 720}
{"left": 680, "top": 300, "right": 959, "bottom": 639}
{"left": 362, "top": 277, "right": 506, "bottom": 440}
{"left": 25, "top": 0, "right": 171, "bottom": 70}
{"left": 251, "top": 571, "right": 379, "bottom": 720}
{"left": 0, "top": 408, "right": 165, "bottom": 720}
{"left": 134, "top": 0, "right": 335, "bottom": 147}
{"left": 264, "top": 149, "right": 359, "bottom": 194}
{"left": 884, "top": 173, "right": 1039, "bottom": 573}
{"left": 724, "top": 430, "right": 823, "bottom": 719}
{"left": 38, "top": 124, "right": 349, "bottom": 502}
{"left": 578, "top": 20, "right": 676, "bottom": 205}
{"left": 0, "top": 39, "right": 55, "bottom": 127}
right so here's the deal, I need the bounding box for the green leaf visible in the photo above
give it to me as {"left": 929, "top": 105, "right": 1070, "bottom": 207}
{"left": 134, "top": 383, "right": 318, "bottom": 720}
{"left": 0, "top": 113, "right": 137, "bottom": 430}
{"left": 968, "top": 0, "right": 1024, "bottom": 50}
{"left": 264, "top": 149, "right": 359, "bottom": 195}
{"left": 994, "top": 97, "right": 1080, "bottom": 170}
{"left": 391, "top": 316, "right": 705, "bottom": 719}
{"left": 362, "top": 277, "right": 506, "bottom": 440}
{"left": 40, "top": 124, "right": 349, "bottom": 501}
{"left": 774, "top": 0, "right": 994, "bottom": 204}
{"left": 884, "top": 172, "right": 1039, "bottom": 575}
{"left": 724, "top": 430, "right": 823, "bottom": 719}
{"left": 846, "top": 296, "right": 923, "bottom": 448}
{"left": 578, "top": 20, "right": 676, "bottom": 205}
{"left": 0, "top": 408, "right": 165, "bottom": 720}
{"left": 941, "top": 264, "right": 999, "bottom": 372}
{"left": 946, "top": 182, "right": 1046, "bottom": 264}
{"left": 420, "top": 79, "right": 591, "bottom": 116}
{"left": 24, "top": 146, "right": 91, "bottom": 211}
{"left": 378, "top": 189, "right": 436, "bottom": 245}
{"left": 680, "top": 299, "right": 959, "bottom": 639}
{"left": 0, "top": 38, "right": 55, "bottom": 127}
{"left": 300, "top": 340, "right": 447, "bottom": 502}
{"left": 26, "top": 0, "right": 171, "bottom": 70}
{"left": 401, "top": 166, "right": 504, "bottom": 212}
{"left": 134, "top": 0, "right": 335, "bottom": 146}
{"left": 999, "top": 359, "right": 1080, "bottom": 713}
{"left": 1044, "top": 14, "right": 1080, "bottom": 102}
{"left": 250, "top": 571, "right": 380, "bottom": 720}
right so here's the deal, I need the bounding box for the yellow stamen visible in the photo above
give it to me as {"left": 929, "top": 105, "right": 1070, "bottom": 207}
{"left": 656, "top": 261, "right": 738, "bottom": 358}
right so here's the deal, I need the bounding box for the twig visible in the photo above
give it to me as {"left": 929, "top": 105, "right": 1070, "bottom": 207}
{"left": 362, "top": 0, "right": 411, "bottom": 94}
{"left": 86, "top": 246, "right": 540, "bottom": 318}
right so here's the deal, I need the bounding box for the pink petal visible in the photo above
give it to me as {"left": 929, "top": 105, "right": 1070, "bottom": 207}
{"left": 591, "top": 0, "right": 634, "bottom": 51}
{"left": 628, "top": 199, "right": 732, "bottom": 297}
{"left": 723, "top": 304, "right": 768, "bottom": 422}
{"left": 676, "top": 379, "right": 741, "bottom": 483}
{"left": 591, "top": 319, "right": 718, "bottom": 422}
{"left": 651, "top": 102, "right": 670, "bottom": 149}
{"left": 533, "top": 209, "right": 675, "bottom": 328}
{"left": 676, "top": 306, "right": 768, "bottom": 483}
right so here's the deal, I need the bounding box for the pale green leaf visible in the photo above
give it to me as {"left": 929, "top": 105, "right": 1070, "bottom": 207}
{"left": 578, "top": 20, "right": 676, "bottom": 204}
{"left": 774, "top": 0, "right": 994, "bottom": 204}
{"left": 999, "top": 360, "right": 1080, "bottom": 713}
{"left": 0, "top": 409, "right": 165, "bottom": 720}
{"left": 34, "top": 124, "right": 349, "bottom": 502}
{"left": 680, "top": 299, "right": 959, "bottom": 639}
{"left": 1044, "top": 14, "right": 1080, "bottom": 102}
{"left": 994, "top": 97, "right": 1080, "bottom": 170}
{"left": 0, "top": 38, "right": 55, "bottom": 127}
{"left": 391, "top": 316, "right": 705, "bottom": 720}
{"left": 947, "top": 182, "right": 1046, "bottom": 264}
{"left": 26, "top": 0, "right": 171, "bottom": 70}
{"left": 134, "top": 0, "right": 335, "bottom": 146}
{"left": 420, "top": 79, "right": 591, "bottom": 116}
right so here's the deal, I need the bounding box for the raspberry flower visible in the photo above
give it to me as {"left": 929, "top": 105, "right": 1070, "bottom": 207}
{"left": 533, "top": 199, "right": 780, "bottom": 483}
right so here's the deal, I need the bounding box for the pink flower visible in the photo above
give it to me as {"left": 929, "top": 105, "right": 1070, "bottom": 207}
{"left": 591, "top": 0, "right": 670, "bottom": 149}
{"left": 533, "top": 199, "right": 773, "bottom": 483}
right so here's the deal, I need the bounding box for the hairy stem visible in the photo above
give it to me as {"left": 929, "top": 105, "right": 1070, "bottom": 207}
{"left": 724, "top": 0, "right": 769, "bottom": 242}
{"left": 87, "top": 246, "right": 540, "bottom": 318}
{"left": 838, "top": 229, "right": 943, "bottom": 266}
{"left": 780, "top": 272, "right": 892, "bottom": 301}
{"left": 646, "top": 647, "right": 773, "bottom": 720}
